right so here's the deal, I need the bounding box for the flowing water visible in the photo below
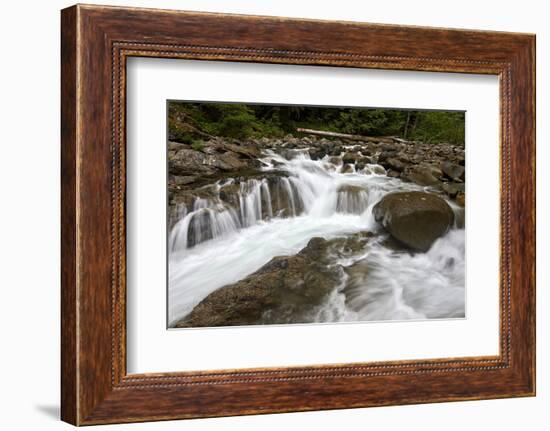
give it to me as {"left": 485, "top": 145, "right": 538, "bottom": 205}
{"left": 168, "top": 149, "right": 465, "bottom": 326}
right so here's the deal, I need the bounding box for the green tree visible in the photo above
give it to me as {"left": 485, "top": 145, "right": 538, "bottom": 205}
{"left": 168, "top": 102, "right": 464, "bottom": 145}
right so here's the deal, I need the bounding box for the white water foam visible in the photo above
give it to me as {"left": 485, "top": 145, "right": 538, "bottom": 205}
{"left": 168, "top": 150, "right": 465, "bottom": 326}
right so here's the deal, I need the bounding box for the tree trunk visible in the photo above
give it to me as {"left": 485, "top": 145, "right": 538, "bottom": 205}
{"left": 296, "top": 128, "right": 396, "bottom": 144}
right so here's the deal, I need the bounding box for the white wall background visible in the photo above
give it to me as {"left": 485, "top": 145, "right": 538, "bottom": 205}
{"left": 0, "top": 0, "right": 546, "bottom": 430}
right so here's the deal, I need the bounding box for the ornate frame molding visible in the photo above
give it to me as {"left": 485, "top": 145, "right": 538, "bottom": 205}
{"left": 61, "top": 5, "right": 535, "bottom": 425}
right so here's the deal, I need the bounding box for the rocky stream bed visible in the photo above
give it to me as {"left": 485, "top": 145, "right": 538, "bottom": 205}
{"left": 167, "top": 134, "right": 466, "bottom": 327}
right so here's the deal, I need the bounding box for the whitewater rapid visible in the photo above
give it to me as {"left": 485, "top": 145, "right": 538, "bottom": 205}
{"left": 168, "top": 149, "right": 465, "bottom": 326}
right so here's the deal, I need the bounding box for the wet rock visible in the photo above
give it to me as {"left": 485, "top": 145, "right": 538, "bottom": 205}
{"left": 281, "top": 148, "right": 301, "bottom": 160}
{"left": 377, "top": 150, "right": 398, "bottom": 164}
{"left": 380, "top": 143, "right": 398, "bottom": 152}
{"left": 308, "top": 148, "right": 325, "bottom": 160}
{"left": 205, "top": 152, "right": 248, "bottom": 171}
{"left": 441, "top": 182, "right": 465, "bottom": 198}
{"left": 174, "top": 237, "right": 343, "bottom": 327}
{"left": 357, "top": 158, "right": 371, "bottom": 171}
{"left": 169, "top": 148, "right": 215, "bottom": 176}
{"left": 381, "top": 157, "right": 407, "bottom": 172}
{"left": 329, "top": 145, "right": 343, "bottom": 156}
{"left": 342, "top": 151, "right": 360, "bottom": 164}
{"left": 218, "top": 183, "right": 241, "bottom": 207}
{"left": 328, "top": 156, "right": 342, "bottom": 165}
{"left": 373, "top": 191, "right": 455, "bottom": 252}
{"left": 170, "top": 175, "right": 197, "bottom": 186}
{"left": 365, "top": 164, "right": 386, "bottom": 175}
{"left": 168, "top": 138, "right": 263, "bottom": 179}
{"left": 325, "top": 231, "right": 373, "bottom": 258}
{"left": 396, "top": 151, "right": 411, "bottom": 163}
{"left": 219, "top": 141, "right": 261, "bottom": 159}
{"left": 168, "top": 141, "right": 187, "bottom": 151}
{"left": 441, "top": 161, "right": 465, "bottom": 182}
{"left": 340, "top": 163, "right": 354, "bottom": 174}
{"left": 355, "top": 161, "right": 366, "bottom": 171}
{"left": 456, "top": 192, "right": 465, "bottom": 207}
{"left": 169, "top": 188, "right": 216, "bottom": 211}
{"left": 357, "top": 155, "right": 372, "bottom": 165}
{"left": 427, "top": 164, "right": 444, "bottom": 179}
{"left": 380, "top": 235, "right": 415, "bottom": 253}
{"left": 401, "top": 165, "right": 441, "bottom": 186}
{"left": 360, "top": 147, "right": 373, "bottom": 157}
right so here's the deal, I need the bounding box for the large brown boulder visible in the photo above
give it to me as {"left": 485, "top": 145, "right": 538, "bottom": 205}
{"left": 373, "top": 191, "right": 455, "bottom": 252}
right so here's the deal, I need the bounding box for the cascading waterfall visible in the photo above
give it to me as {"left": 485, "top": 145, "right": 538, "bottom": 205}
{"left": 336, "top": 187, "right": 369, "bottom": 214}
{"left": 281, "top": 177, "right": 297, "bottom": 216}
{"left": 168, "top": 149, "right": 465, "bottom": 326}
{"left": 169, "top": 177, "right": 283, "bottom": 252}
{"left": 316, "top": 230, "right": 466, "bottom": 323}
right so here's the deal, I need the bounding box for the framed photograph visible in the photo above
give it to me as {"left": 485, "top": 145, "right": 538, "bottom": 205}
{"left": 61, "top": 4, "right": 536, "bottom": 425}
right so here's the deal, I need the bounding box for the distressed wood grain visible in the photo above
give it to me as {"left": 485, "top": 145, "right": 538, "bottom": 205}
{"left": 61, "top": 4, "right": 535, "bottom": 425}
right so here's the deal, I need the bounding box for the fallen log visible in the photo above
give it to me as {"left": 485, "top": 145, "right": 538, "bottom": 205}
{"left": 296, "top": 127, "right": 398, "bottom": 144}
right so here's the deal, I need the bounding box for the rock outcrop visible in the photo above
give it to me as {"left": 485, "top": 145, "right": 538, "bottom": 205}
{"left": 174, "top": 233, "right": 374, "bottom": 327}
{"left": 168, "top": 134, "right": 466, "bottom": 246}
{"left": 263, "top": 135, "right": 466, "bottom": 205}
{"left": 169, "top": 134, "right": 466, "bottom": 213}
{"left": 174, "top": 237, "right": 344, "bottom": 327}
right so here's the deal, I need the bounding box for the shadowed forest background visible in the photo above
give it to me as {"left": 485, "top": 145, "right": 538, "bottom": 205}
{"left": 168, "top": 102, "right": 465, "bottom": 148}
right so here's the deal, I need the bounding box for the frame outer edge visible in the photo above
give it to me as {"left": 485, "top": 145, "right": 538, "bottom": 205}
{"left": 505, "top": 35, "right": 536, "bottom": 395}
{"left": 60, "top": 4, "right": 536, "bottom": 425}
{"left": 526, "top": 35, "right": 536, "bottom": 395}
{"left": 531, "top": 34, "right": 537, "bottom": 396}
{"left": 61, "top": 5, "right": 79, "bottom": 426}
{"left": 523, "top": 34, "right": 536, "bottom": 395}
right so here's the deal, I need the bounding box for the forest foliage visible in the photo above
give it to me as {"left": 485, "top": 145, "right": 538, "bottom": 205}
{"left": 168, "top": 102, "right": 465, "bottom": 145}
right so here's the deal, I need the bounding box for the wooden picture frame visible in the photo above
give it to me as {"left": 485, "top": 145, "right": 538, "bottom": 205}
{"left": 61, "top": 4, "right": 536, "bottom": 425}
